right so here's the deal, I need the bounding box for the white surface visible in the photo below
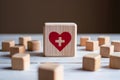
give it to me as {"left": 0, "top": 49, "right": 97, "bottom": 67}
{"left": 0, "top": 34, "right": 120, "bottom": 80}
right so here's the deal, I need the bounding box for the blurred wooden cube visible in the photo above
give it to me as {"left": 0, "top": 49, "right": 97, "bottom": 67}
{"left": 38, "top": 63, "right": 63, "bottom": 80}
{"left": 86, "top": 40, "right": 99, "bottom": 51}
{"left": 80, "top": 36, "right": 90, "bottom": 46}
{"left": 12, "top": 53, "right": 30, "bottom": 70}
{"left": 2, "top": 40, "right": 15, "bottom": 51}
{"left": 111, "top": 40, "right": 120, "bottom": 52}
{"left": 82, "top": 53, "right": 101, "bottom": 71}
{"left": 98, "top": 36, "right": 110, "bottom": 46}
{"left": 28, "top": 40, "right": 40, "bottom": 51}
{"left": 100, "top": 45, "right": 114, "bottom": 58}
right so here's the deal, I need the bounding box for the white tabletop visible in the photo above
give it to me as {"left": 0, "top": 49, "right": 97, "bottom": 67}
{"left": 0, "top": 34, "right": 120, "bottom": 80}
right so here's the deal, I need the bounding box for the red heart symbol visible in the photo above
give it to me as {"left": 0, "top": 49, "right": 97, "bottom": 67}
{"left": 49, "top": 32, "right": 71, "bottom": 51}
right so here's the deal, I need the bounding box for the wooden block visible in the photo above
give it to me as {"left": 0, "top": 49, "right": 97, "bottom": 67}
{"left": 38, "top": 63, "right": 63, "bottom": 80}
{"left": 109, "top": 53, "right": 120, "bottom": 69}
{"left": 28, "top": 40, "right": 40, "bottom": 51}
{"left": 44, "top": 22, "right": 77, "bottom": 57}
{"left": 82, "top": 53, "right": 101, "bottom": 71}
{"left": 19, "top": 36, "right": 31, "bottom": 49}
{"left": 12, "top": 53, "right": 30, "bottom": 70}
{"left": 10, "top": 45, "right": 25, "bottom": 56}
{"left": 86, "top": 40, "right": 99, "bottom": 51}
{"left": 2, "top": 40, "right": 15, "bottom": 51}
{"left": 80, "top": 36, "right": 90, "bottom": 46}
{"left": 98, "top": 36, "right": 110, "bottom": 46}
{"left": 100, "top": 45, "right": 114, "bottom": 58}
{"left": 111, "top": 40, "right": 120, "bottom": 52}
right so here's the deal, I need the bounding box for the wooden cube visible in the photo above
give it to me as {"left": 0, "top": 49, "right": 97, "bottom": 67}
{"left": 19, "top": 36, "right": 31, "bottom": 49}
{"left": 111, "top": 41, "right": 120, "bottom": 52}
{"left": 28, "top": 40, "right": 40, "bottom": 51}
{"left": 2, "top": 40, "right": 15, "bottom": 51}
{"left": 38, "top": 63, "right": 63, "bottom": 80}
{"left": 10, "top": 45, "right": 25, "bottom": 56}
{"left": 98, "top": 36, "right": 110, "bottom": 46}
{"left": 100, "top": 45, "right": 114, "bottom": 58}
{"left": 44, "top": 22, "right": 77, "bottom": 57}
{"left": 12, "top": 53, "right": 30, "bottom": 70}
{"left": 82, "top": 53, "right": 101, "bottom": 71}
{"left": 80, "top": 36, "right": 90, "bottom": 46}
{"left": 109, "top": 53, "right": 120, "bottom": 69}
{"left": 86, "top": 40, "right": 99, "bottom": 51}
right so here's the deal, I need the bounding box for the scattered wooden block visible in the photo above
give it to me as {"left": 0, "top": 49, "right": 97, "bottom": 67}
{"left": 2, "top": 40, "right": 15, "bottom": 51}
{"left": 82, "top": 53, "right": 101, "bottom": 71}
{"left": 12, "top": 53, "right": 30, "bottom": 70}
{"left": 98, "top": 36, "right": 110, "bottom": 46}
{"left": 109, "top": 53, "right": 120, "bottom": 69}
{"left": 86, "top": 40, "right": 99, "bottom": 51}
{"left": 111, "top": 40, "right": 120, "bottom": 52}
{"left": 44, "top": 22, "right": 77, "bottom": 57}
{"left": 28, "top": 40, "right": 40, "bottom": 51}
{"left": 80, "top": 36, "right": 90, "bottom": 46}
{"left": 38, "top": 63, "right": 63, "bottom": 80}
{"left": 10, "top": 45, "right": 25, "bottom": 56}
{"left": 100, "top": 45, "right": 114, "bottom": 58}
{"left": 19, "top": 36, "right": 31, "bottom": 49}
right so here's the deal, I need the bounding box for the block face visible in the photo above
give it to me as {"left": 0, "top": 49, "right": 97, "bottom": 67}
{"left": 80, "top": 36, "right": 90, "bottom": 46}
{"left": 82, "top": 53, "right": 101, "bottom": 71}
{"left": 12, "top": 53, "right": 30, "bottom": 70}
{"left": 38, "top": 63, "right": 63, "bottom": 80}
{"left": 98, "top": 36, "right": 110, "bottom": 46}
{"left": 111, "top": 41, "right": 120, "bottom": 52}
{"left": 28, "top": 40, "right": 40, "bottom": 51}
{"left": 2, "top": 40, "right": 15, "bottom": 51}
{"left": 44, "top": 22, "right": 77, "bottom": 57}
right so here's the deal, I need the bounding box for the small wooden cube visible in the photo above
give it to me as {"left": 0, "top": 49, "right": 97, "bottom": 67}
{"left": 109, "top": 53, "right": 120, "bottom": 69}
{"left": 12, "top": 53, "right": 30, "bottom": 70}
{"left": 100, "top": 45, "right": 114, "bottom": 58}
{"left": 38, "top": 63, "right": 63, "bottom": 80}
{"left": 28, "top": 40, "right": 40, "bottom": 51}
{"left": 82, "top": 53, "right": 101, "bottom": 71}
{"left": 10, "top": 45, "right": 25, "bottom": 56}
{"left": 80, "top": 36, "right": 90, "bottom": 46}
{"left": 111, "top": 41, "right": 120, "bottom": 52}
{"left": 19, "top": 36, "right": 31, "bottom": 49}
{"left": 2, "top": 40, "right": 15, "bottom": 51}
{"left": 44, "top": 22, "right": 77, "bottom": 57}
{"left": 86, "top": 40, "right": 99, "bottom": 51}
{"left": 98, "top": 36, "right": 110, "bottom": 46}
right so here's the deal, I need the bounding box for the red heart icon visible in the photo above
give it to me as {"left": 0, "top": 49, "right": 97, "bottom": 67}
{"left": 49, "top": 32, "right": 71, "bottom": 51}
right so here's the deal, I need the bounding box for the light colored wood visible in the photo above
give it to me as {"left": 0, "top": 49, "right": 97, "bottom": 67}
{"left": 2, "top": 40, "right": 15, "bottom": 51}
{"left": 44, "top": 22, "right": 77, "bottom": 57}
{"left": 111, "top": 40, "right": 120, "bottom": 52}
{"left": 10, "top": 45, "right": 25, "bottom": 56}
{"left": 98, "top": 36, "right": 110, "bottom": 46}
{"left": 100, "top": 45, "right": 114, "bottom": 58}
{"left": 28, "top": 40, "right": 40, "bottom": 51}
{"left": 82, "top": 53, "right": 101, "bottom": 71}
{"left": 80, "top": 36, "right": 90, "bottom": 46}
{"left": 19, "top": 36, "right": 31, "bottom": 49}
{"left": 12, "top": 53, "right": 30, "bottom": 70}
{"left": 86, "top": 40, "right": 99, "bottom": 51}
{"left": 38, "top": 63, "right": 63, "bottom": 80}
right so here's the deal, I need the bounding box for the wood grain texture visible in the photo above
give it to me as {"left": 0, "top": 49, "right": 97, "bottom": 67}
{"left": 28, "top": 40, "right": 40, "bottom": 51}
{"left": 80, "top": 36, "right": 90, "bottom": 46}
{"left": 111, "top": 40, "right": 120, "bottom": 52}
{"left": 98, "top": 36, "right": 110, "bottom": 46}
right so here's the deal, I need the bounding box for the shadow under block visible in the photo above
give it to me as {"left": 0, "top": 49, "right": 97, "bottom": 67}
{"left": 98, "top": 36, "right": 110, "bottom": 46}
{"left": 80, "top": 36, "right": 90, "bottom": 46}
{"left": 28, "top": 40, "right": 40, "bottom": 51}
{"left": 38, "top": 63, "right": 63, "bottom": 80}
{"left": 10, "top": 45, "right": 25, "bottom": 56}
{"left": 86, "top": 40, "right": 99, "bottom": 51}
{"left": 110, "top": 53, "right": 120, "bottom": 69}
{"left": 19, "top": 36, "right": 31, "bottom": 49}
{"left": 12, "top": 53, "right": 30, "bottom": 70}
{"left": 111, "top": 41, "right": 120, "bottom": 52}
{"left": 44, "top": 22, "right": 77, "bottom": 57}
{"left": 82, "top": 53, "right": 101, "bottom": 71}
{"left": 2, "top": 40, "right": 15, "bottom": 51}
{"left": 100, "top": 45, "right": 114, "bottom": 58}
